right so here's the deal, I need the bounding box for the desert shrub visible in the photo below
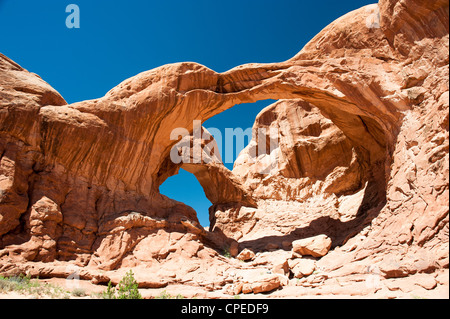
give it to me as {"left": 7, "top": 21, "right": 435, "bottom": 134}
{"left": 116, "top": 270, "right": 142, "bottom": 299}
{"left": 0, "top": 276, "right": 16, "bottom": 292}
{"left": 71, "top": 288, "right": 87, "bottom": 297}
{"left": 222, "top": 247, "right": 232, "bottom": 258}
{"left": 155, "top": 289, "right": 184, "bottom": 299}
{"left": 0, "top": 274, "right": 32, "bottom": 292}
{"left": 102, "top": 270, "right": 142, "bottom": 299}
{"left": 0, "top": 274, "right": 69, "bottom": 298}
{"left": 102, "top": 281, "right": 116, "bottom": 299}
{"left": 155, "top": 289, "right": 172, "bottom": 299}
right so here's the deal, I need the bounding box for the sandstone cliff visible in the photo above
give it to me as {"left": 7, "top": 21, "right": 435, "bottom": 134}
{"left": 0, "top": 0, "right": 448, "bottom": 298}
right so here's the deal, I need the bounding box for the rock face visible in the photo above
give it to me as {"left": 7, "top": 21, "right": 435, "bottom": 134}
{"left": 0, "top": 0, "right": 448, "bottom": 298}
{"left": 292, "top": 235, "right": 332, "bottom": 258}
{"left": 236, "top": 248, "right": 256, "bottom": 262}
{"left": 291, "top": 259, "right": 316, "bottom": 279}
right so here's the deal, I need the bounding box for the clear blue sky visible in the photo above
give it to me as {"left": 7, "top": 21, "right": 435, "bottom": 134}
{"left": 0, "top": 0, "right": 375, "bottom": 226}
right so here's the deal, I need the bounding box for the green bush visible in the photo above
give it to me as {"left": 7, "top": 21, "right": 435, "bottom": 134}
{"left": 116, "top": 270, "right": 142, "bottom": 299}
{"left": 155, "top": 289, "right": 172, "bottom": 299}
{"left": 222, "top": 247, "right": 232, "bottom": 258}
{"left": 102, "top": 270, "right": 142, "bottom": 299}
{"left": 155, "top": 289, "right": 184, "bottom": 299}
{"left": 102, "top": 281, "right": 116, "bottom": 299}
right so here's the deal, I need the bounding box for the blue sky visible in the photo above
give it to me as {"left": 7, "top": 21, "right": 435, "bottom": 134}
{"left": 0, "top": 0, "right": 375, "bottom": 226}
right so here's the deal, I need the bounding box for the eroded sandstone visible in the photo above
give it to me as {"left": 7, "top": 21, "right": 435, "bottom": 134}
{"left": 0, "top": 0, "right": 448, "bottom": 298}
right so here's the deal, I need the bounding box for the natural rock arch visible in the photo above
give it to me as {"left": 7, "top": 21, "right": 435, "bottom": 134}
{"left": 0, "top": 0, "right": 448, "bottom": 287}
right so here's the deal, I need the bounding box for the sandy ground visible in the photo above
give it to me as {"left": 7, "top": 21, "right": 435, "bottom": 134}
{"left": 1, "top": 274, "right": 448, "bottom": 299}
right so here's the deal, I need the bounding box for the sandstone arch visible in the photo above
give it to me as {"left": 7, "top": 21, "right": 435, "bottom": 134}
{"left": 0, "top": 0, "right": 448, "bottom": 288}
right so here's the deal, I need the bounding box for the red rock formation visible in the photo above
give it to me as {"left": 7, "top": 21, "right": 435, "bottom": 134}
{"left": 0, "top": 0, "right": 448, "bottom": 298}
{"left": 213, "top": 0, "right": 449, "bottom": 282}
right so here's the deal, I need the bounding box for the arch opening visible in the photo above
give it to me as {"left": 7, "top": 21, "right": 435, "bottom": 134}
{"left": 203, "top": 99, "right": 278, "bottom": 171}
{"left": 159, "top": 168, "right": 212, "bottom": 228}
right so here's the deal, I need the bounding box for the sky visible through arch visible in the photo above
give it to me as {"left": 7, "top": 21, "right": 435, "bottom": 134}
{"left": 0, "top": 0, "right": 375, "bottom": 227}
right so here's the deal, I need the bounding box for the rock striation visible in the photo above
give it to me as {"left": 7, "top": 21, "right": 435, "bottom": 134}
{"left": 0, "top": 0, "right": 448, "bottom": 298}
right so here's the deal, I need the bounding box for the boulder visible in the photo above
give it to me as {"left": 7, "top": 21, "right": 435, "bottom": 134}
{"left": 236, "top": 248, "right": 256, "bottom": 262}
{"left": 292, "top": 235, "right": 332, "bottom": 258}
{"left": 228, "top": 241, "right": 239, "bottom": 258}
{"left": 246, "top": 274, "right": 281, "bottom": 294}
{"left": 271, "top": 258, "right": 289, "bottom": 276}
{"left": 291, "top": 259, "right": 316, "bottom": 278}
